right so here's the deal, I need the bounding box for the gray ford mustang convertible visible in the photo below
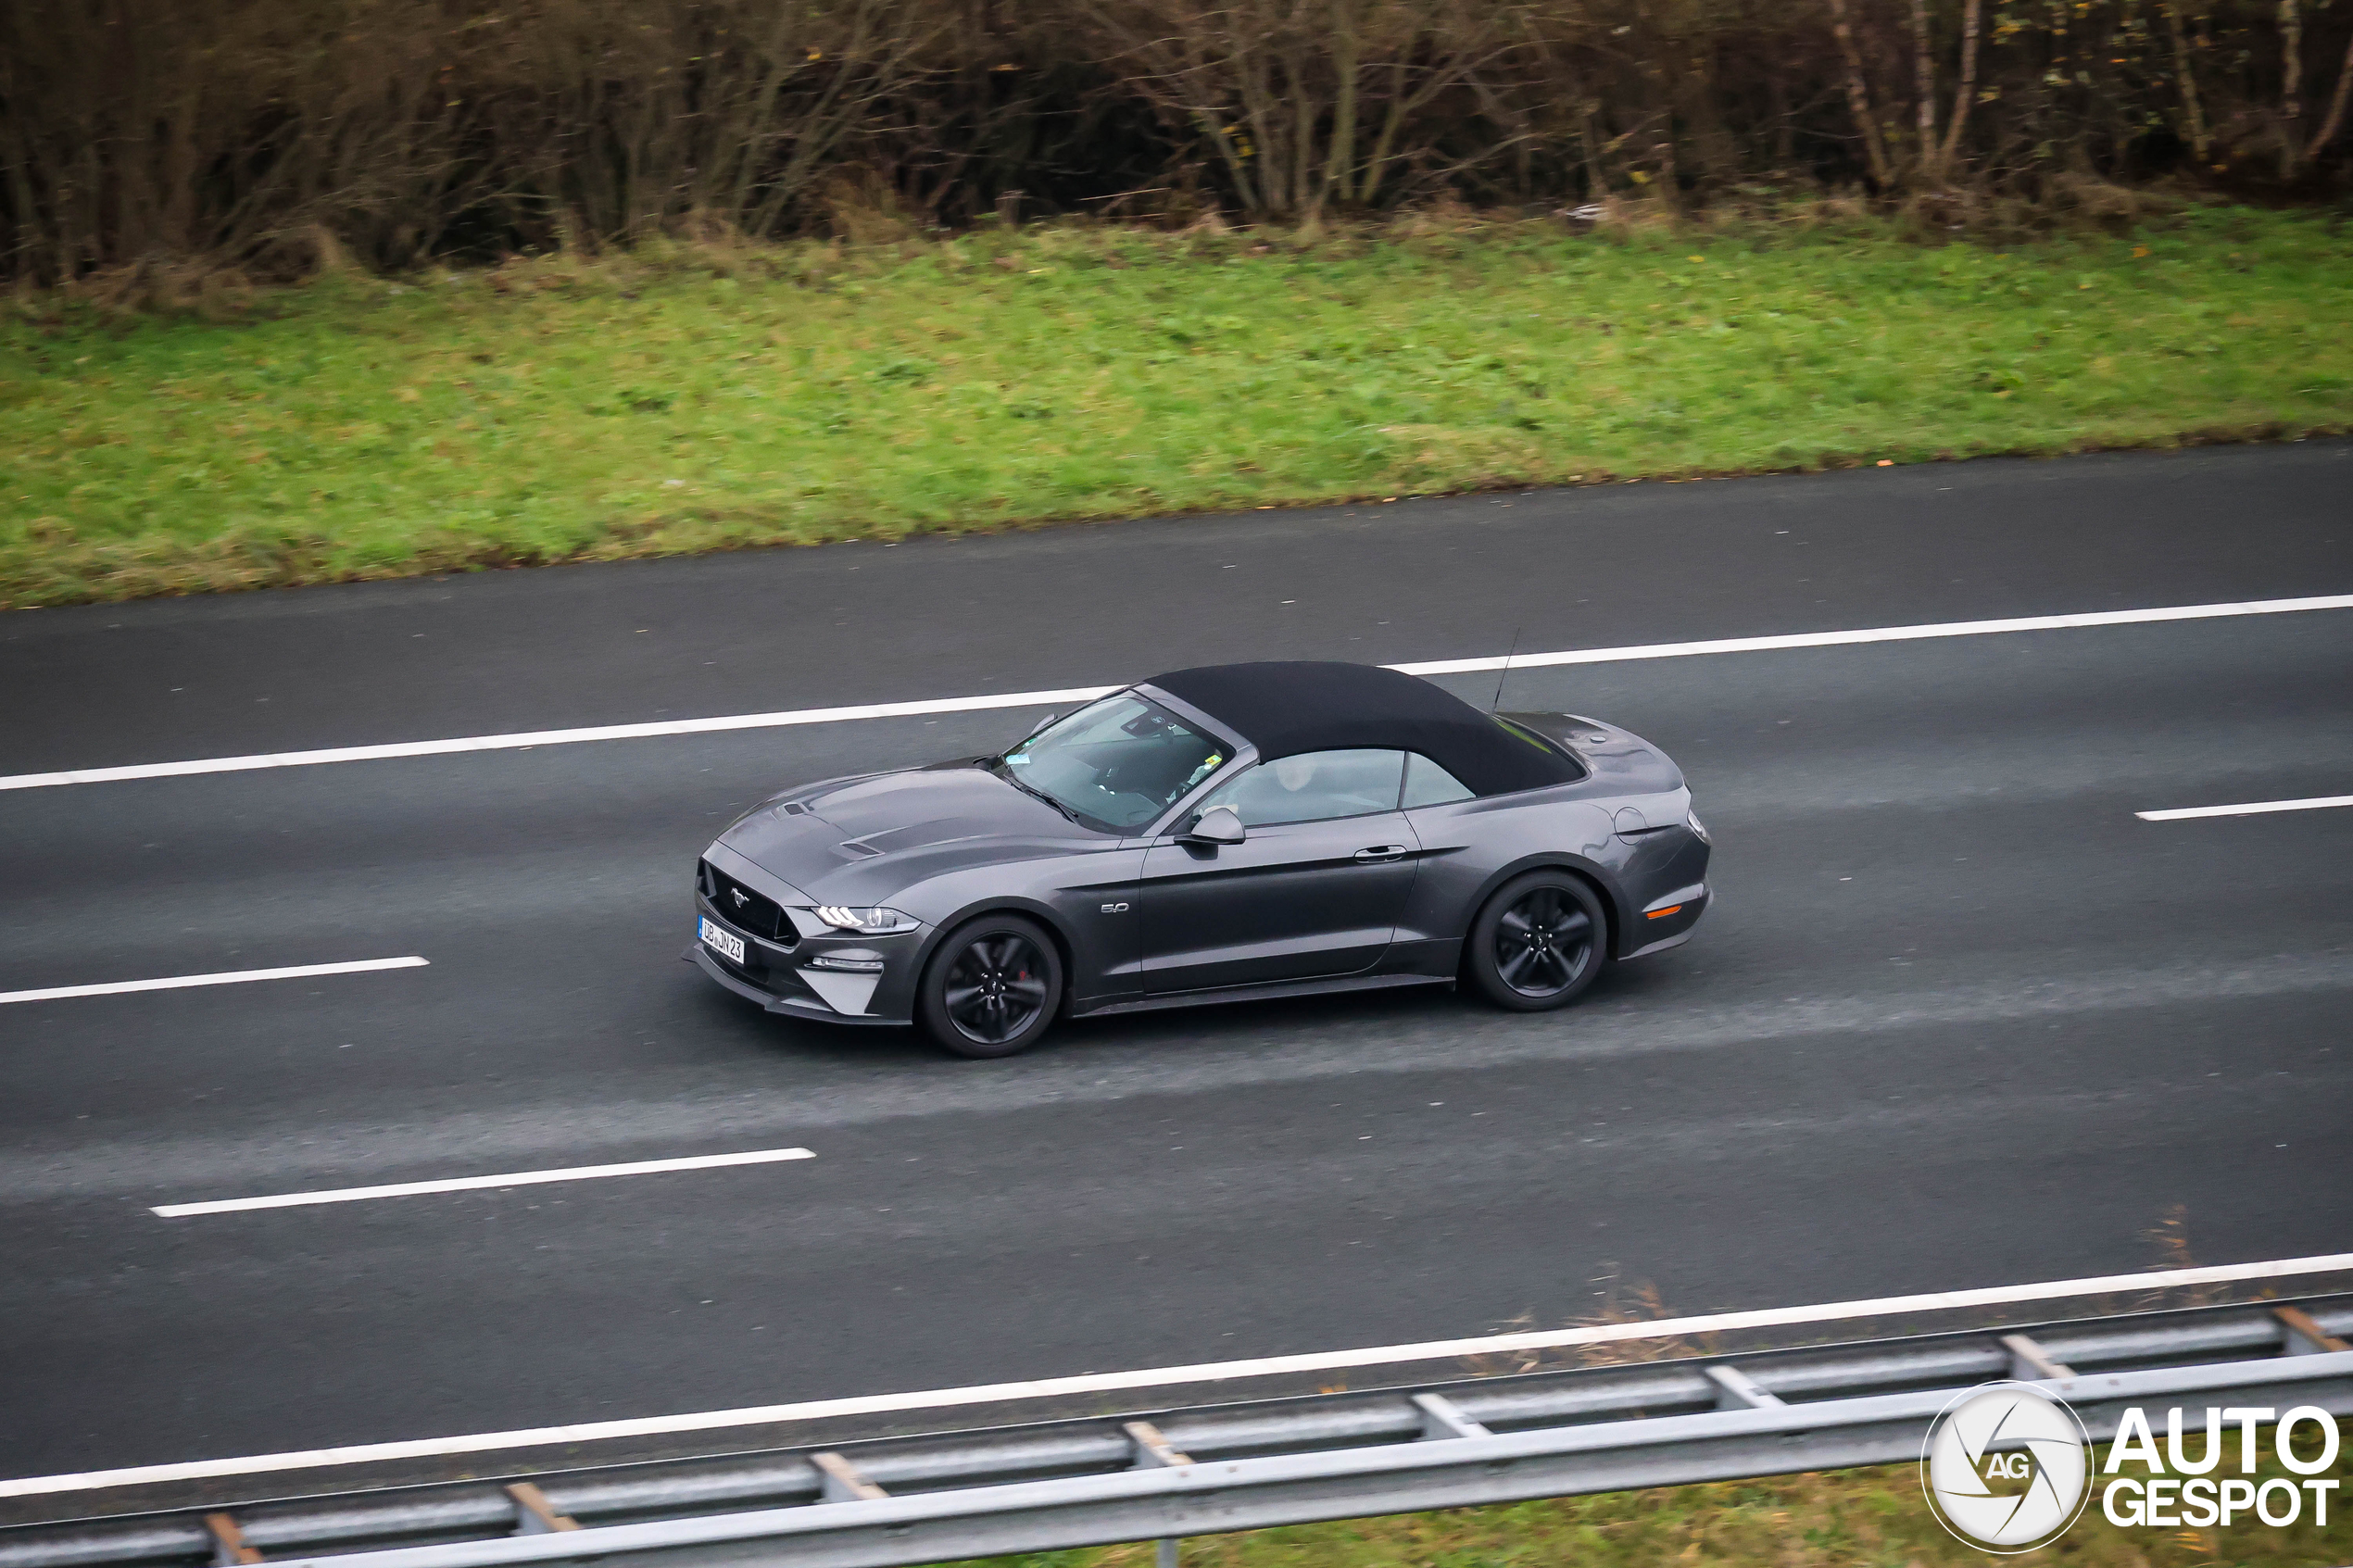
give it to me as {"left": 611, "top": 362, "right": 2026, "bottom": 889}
{"left": 687, "top": 661, "right": 1710, "bottom": 1057}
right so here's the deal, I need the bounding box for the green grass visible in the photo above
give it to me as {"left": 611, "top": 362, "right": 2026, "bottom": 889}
{"left": 5, "top": 207, "right": 2349, "bottom": 606}
{"left": 938, "top": 1449, "right": 2353, "bottom": 1568}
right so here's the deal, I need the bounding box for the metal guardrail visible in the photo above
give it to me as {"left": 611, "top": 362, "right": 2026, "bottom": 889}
{"left": 8, "top": 1298, "right": 2350, "bottom": 1568}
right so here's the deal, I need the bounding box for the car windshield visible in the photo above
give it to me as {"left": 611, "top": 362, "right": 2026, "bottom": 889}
{"left": 998, "top": 693, "right": 1227, "bottom": 832}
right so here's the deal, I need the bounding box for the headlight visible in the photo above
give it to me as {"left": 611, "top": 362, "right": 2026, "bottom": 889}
{"left": 813, "top": 905, "right": 920, "bottom": 934}
{"left": 1685, "top": 809, "right": 1711, "bottom": 846}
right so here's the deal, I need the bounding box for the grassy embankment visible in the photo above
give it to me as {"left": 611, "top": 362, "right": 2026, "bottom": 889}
{"left": 936, "top": 1449, "right": 2353, "bottom": 1568}
{"left": 4, "top": 206, "right": 2349, "bottom": 608}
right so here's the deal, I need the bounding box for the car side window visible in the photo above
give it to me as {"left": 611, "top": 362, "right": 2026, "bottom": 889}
{"left": 1402, "top": 752, "right": 1476, "bottom": 808}
{"left": 1193, "top": 749, "right": 1407, "bottom": 828}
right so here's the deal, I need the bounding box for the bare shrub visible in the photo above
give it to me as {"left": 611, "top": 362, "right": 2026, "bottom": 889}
{"left": 4, "top": 0, "right": 2348, "bottom": 282}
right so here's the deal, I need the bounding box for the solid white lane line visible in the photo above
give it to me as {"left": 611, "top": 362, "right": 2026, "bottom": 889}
{"left": 152, "top": 1148, "right": 816, "bottom": 1218}
{"left": 0, "top": 957, "right": 428, "bottom": 1007}
{"left": 1391, "top": 593, "right": 2353, "bottom": 674}
{"left": 2138, "top": 794, "right": 2353, "bottom": 822}
{"left": 5, "top": 594, "right": 2348, "bottom": 793}
{"left": 7, "top": 1249, "right": 2350, "bottom": 1498}
{"left": 0, "top": 687, "right": 1119, "bottom": 794}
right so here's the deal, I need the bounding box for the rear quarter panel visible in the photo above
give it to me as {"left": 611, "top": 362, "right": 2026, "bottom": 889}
{"left": 1399, "top": 788, "right": 1623, "bottom": 960}
{"left": 1401, "top": 711, "right": 1705, "bottom": 960}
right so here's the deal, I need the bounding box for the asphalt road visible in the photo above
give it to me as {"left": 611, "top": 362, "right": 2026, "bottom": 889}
{"left": 3, "top": 443, "right": 2350, "bottom": 1498}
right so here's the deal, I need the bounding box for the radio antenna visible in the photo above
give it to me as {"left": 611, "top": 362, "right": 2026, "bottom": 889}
{"left": 1491, "top": 624, "right": 1521, "bottom": 713}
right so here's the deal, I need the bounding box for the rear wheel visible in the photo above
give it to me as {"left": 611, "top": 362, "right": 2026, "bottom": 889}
{"left": 1464, "top": 872, "right": 1608, "bottom": 1011}
{"left": 915, "top": 915, "right": 1063, "bottom": 1058}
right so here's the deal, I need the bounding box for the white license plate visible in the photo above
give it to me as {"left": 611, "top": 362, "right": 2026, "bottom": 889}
{"left": 699, "top": 917, "right": 746, "bottom": 964}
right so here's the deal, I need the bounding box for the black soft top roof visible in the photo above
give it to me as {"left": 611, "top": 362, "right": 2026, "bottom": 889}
{"left": 1143, "top": 661, "right": 1580, "bottom": 798}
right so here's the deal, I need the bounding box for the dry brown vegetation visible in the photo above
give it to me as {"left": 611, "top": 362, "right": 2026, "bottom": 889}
{"left": 6, "top": 0, "right": 2353, "bottom": 286}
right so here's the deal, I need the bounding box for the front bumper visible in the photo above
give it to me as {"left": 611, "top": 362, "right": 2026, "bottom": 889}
{"left": 682, "top": 942, "right": 909, "bottom": 1026}
{"left": 685, "top": 897, "right": 918, "bottom": 1026}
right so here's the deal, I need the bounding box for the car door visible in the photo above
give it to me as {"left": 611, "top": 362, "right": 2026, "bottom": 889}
{"left": 1138, "top": 749, "right": 1418, "bottom": 994}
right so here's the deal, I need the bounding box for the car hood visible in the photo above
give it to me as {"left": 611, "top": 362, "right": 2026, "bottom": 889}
{"left": 714, "top": 760, "right": 1108, "bottom": 903}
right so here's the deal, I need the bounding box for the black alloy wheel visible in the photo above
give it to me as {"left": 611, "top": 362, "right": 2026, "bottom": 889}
{"left": 917, "top": 915, "right": 1063, "bottom": 1058}
{"left": 1465, "top": 871, "right": 1608, "bottom": 1011}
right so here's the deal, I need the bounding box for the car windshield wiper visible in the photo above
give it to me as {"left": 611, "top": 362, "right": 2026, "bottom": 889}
{"left": 988, "top": 759, "right": 1099, "bottom": 831}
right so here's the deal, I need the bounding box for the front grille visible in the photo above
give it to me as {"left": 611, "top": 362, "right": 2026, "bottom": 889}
{"left": 699, "top": 860, "right": 795, "bottom": 945}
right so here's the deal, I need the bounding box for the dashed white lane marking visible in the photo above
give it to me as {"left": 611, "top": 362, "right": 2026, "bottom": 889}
{"left": 6, "top": 594, "right": 2348, "bottom": 793}
{"left": 152, "top": 1147, "right": 815, "bottom": 1218}
{"left": 6, "top": 1248, "right": 2349, "bottom": 1497}
{"left": 2137, "top": 794, "right": 2353, "bottom": 822}
{"left": 0, "top": 957, "right": 428, "bottom": 1007}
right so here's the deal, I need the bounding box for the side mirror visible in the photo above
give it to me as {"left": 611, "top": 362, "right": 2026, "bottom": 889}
{"left": 1180, "top": 804, "right": 1246, "bottom": 846}
{"left": 1022, "top": 711, "right": 1058, "bottom": 739}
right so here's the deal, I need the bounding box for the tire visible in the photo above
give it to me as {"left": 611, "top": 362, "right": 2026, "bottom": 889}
{"left": 1464, "top": 871, "right": 1609, "bottom": 1012}
{"left": 915, "top": 914, "right": 1064, "bottom": 1059}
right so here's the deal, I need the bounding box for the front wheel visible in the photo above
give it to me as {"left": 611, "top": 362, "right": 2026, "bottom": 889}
{"left": 915, "top": 915, "right": 1063, "bottom": 1058}
{"left": 1464, "top": 872, "right": 1608, "bottom": 1011}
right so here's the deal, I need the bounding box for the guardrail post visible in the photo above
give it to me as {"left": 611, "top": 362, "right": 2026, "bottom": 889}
{"left": 1125, "top": 1420, "right": 1191, "bottom": 1568}
{"left": 1705, "top": 1364, "right": 1784, "bottom": 1410}
{"left": 2275, "top": 1307, "right": 2352, "bottom": 1355}
{"left": 2000, "top": 1334, "right": 2077, "bottom": 1380}
{"left": 1411, "top": 1392, "right": 1492, "bottom": 1439}
{"left": 202, "top": 1514, "right": 260, "bottom": 1566}
{"left": 812, "top": 1452, "right": 888, "bottom": 1503}
{"left": 504, "top": 1483, "right": 579, "bottom": 1535}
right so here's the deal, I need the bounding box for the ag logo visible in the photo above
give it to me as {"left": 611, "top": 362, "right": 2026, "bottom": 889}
{"left": 1921, "top": 1382, "right": 2094, "bottom": 1552}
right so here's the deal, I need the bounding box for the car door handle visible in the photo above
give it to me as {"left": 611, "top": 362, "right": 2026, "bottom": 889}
{"left": 1353, "top": 845, "right": 1410, "bottom": 861}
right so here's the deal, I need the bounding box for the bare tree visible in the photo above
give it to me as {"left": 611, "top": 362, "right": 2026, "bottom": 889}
{"left": 1078, "top": 0, "right": 1517, "bottom": 217}
{"left": 1824, "top": 0, "right": 1894, "bottom": 186}
{"left": 2281, "top": 0, "right": 2305, "bottom": 175}
{"left": 1936, "top": 0, "right": 1982, "bottom": 175}
{"left": 2164, "top": 0, "right": 2211, "bottom": 162}
{"left": 2309, "top": 21, "right": 2353, "bottom": 160}
{"left": 1910, "top": 0, "right": 1936, "bottom": 173}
